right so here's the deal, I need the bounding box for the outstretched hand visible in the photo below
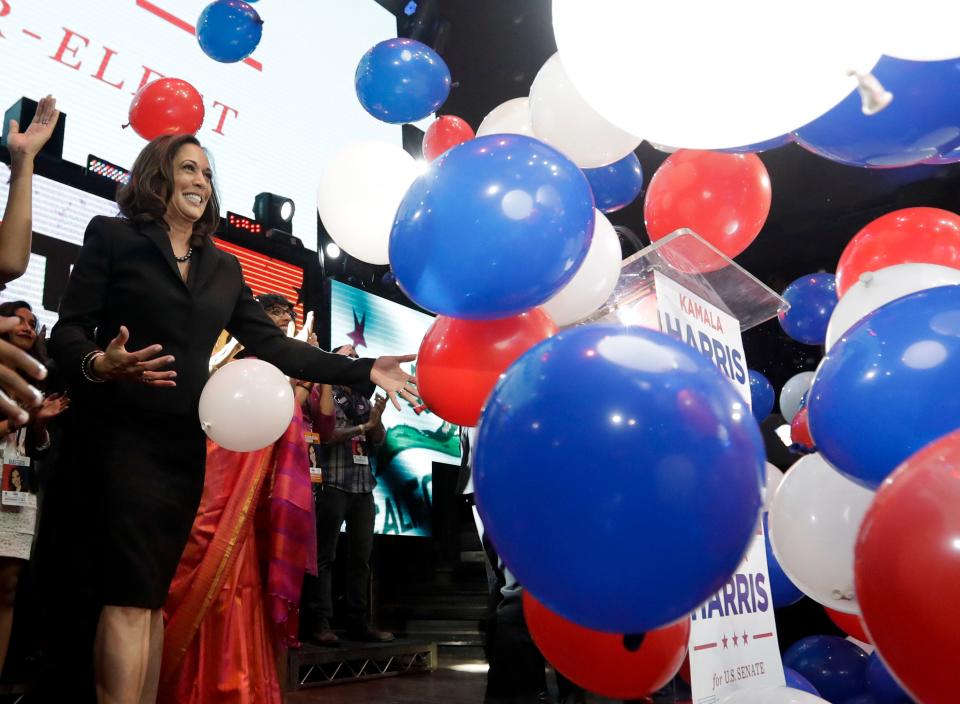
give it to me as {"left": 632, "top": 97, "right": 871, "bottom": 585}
{"left": 370, "top": 354, "right": 418, "bottom": 411}
{"left": 7, "top": 95, "right": 60, "bottom": 164}
{"left": 93, "top": 326, "right": 177, "bottom": 387}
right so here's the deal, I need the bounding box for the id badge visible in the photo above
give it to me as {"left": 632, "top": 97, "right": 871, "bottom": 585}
{"left": 304, "top": 432, "right": 324, "bottom": 484}
{"left": 351, "top": 435, "right": 369, "bottom": 465}
{"left": 1, "top": 452, "right": 35, "bottom": 509}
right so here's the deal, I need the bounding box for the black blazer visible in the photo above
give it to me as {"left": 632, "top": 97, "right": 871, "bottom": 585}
{"left": 50, "top": 216, "right": 373, "bottom": 418}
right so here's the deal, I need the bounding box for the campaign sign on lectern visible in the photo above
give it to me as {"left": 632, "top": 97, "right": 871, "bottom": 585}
{"left": 653, "top": 270, "right": 785, "bottom": 703}
{"left": 653, "top": 272, "right": 750, "bottom": 403}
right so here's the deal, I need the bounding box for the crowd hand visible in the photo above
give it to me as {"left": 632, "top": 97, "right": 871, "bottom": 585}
{"left": 294, "top": 312, "right": 318, "bottom": 347}
{"left": 0, "top": 318, "right": 46, "bottom": 424}
{"left": 365, "top": 394, "right": 388, "bottom": 429}
{"left": 94, "top": 326, "right": 177, "bottom": 387}
{"left": 7, "top": 95, "right": 60, "bottom": 163}
{"left": 370, "top": 354, "right": 418, "bottom": 411}
{"left": 33, "top": 393, "right": 70, "bottom": 421}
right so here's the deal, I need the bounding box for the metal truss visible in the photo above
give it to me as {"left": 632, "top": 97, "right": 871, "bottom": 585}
{"left": 287, "top": 641, "right": 438, "bottom": 690}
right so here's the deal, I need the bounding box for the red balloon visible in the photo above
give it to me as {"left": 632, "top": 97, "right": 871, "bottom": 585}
{"left": 643, "top": 150, "right": 771, "bottom": 272}
{"left": 417, "top": 309, "right": 557, "bottom": 426}
{"left": 835, "top": 207, "right": 960, "bottom": 296}
{"left": 129, "top": 78, "right": 205, "bottom": 141}
{"left": 422, "top": 115, "right": 475, "bottom": 162}
{"left": 790, "top": 407, "right": 814, "bottom": 447}
{"left": 855, "top": 428, "right": 960, "bottom": 704}
{"left": 523, "top": 591, "right": 689, "bottom": 700}
{"left": 824, "top": 606, "right": 871, "bottom": 644}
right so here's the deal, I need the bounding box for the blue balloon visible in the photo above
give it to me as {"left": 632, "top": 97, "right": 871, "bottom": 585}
{"left": 784, "top": 666, "right": 821, "bottom": 697}
{"left": 795, "top": 56, "right": 960, "bottom": 168}
{"left": 720, "top": 133, "right": 795, "bottom": 154}
{"left": 390, "top": 135, "right": 595, "bottom": 318}
{"left": 809, "top": 285, "right": 960, "bottom": 488}
{"left": 778, "top": 273, "right": 838, "bottom": 345}
{"left": 784, "top": 635, "right": 869, "bottom": 704}
{"left": 196, "top": 0, "right": 262, "bottom": 63}
{"left": 866, "top": 652, "right": 913, "bottom": 704}
{"left": 582, "top": 152, "right": 644, "bottom": 213}
{"left": 844, "top": 696, "right": 880, "bottom": 704}
{"left": 355, "top": 38, "right": 450, "bottom": 123}
{"left": 763, "top": 514, "right": 805, "bottom": 608}
{"left": 748, "top": 369, "right": 775, "bottom": 422}
{"left": 474, "top": 325, "right": 764, "bottom": 633}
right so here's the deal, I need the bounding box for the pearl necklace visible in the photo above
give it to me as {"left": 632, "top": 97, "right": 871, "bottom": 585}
{"left": 174, "top": 247, "right": 194, "bottom": 263}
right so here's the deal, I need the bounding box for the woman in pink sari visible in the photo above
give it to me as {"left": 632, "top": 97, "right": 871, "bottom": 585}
{"left": 158, "top": 295, "right": 328, "bottom": 704}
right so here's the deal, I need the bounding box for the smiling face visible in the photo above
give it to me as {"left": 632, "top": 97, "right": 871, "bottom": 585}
{"left": 163, "top": 143, "right": 213, "bottom": 229}
{"left": 7, "top": 307, "right": 37, "bottom": 352}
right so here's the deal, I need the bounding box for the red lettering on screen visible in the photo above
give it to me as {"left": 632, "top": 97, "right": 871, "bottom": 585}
{"left": 91, "top": 46, "right": 125, "bottom": 89}
{"left": 50, "top": 27, "right": 90, "bottom": 70}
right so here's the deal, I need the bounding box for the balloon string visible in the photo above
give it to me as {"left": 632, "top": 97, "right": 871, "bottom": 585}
{"left": 846, "top": 70, "right": 894, "bottom": 116}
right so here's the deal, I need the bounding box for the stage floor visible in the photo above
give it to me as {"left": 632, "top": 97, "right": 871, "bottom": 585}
{"left": 285, "top": 653, "right": 684, "bottom": 704}
{"left": 286, "top": 653, "right": 485, "bottom": 704}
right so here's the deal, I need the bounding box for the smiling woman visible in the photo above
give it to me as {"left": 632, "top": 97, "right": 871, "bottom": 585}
{"left": 40, "top": 134, "right": 419, "bottom": 703}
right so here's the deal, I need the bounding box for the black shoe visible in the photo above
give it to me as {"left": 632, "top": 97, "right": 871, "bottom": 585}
{"left": 309, "top": 620, "right": 339, "bottom": 646}
{"left": 347, "top": 628, "right": 395, "bottom": 643}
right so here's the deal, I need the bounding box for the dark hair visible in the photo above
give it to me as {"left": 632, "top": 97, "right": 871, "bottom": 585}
{"left": 116, "top": 134, "right": 221, "bottom": 245}
{"left": 256, "top": 293, "right": 295, "bottom": 315}
{"left": 0, "top": 300, "right": 47, "bottom": 364}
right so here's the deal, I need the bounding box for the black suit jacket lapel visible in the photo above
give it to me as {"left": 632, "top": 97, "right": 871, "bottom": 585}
{"left": 139, "top": 220, "right": 188, "bottom": 290}
{"left": 191, "top": 237, "right": 220, "bottom": 292}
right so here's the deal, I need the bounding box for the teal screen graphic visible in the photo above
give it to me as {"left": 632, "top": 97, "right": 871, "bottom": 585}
{"left": 329, "top": 280, "right": 460, "bottom": 536}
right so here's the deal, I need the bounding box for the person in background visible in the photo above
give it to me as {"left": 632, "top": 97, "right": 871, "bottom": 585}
{"left": 301, "top": 344, "right": 394, "bottom": 645}
{"left": 0, "top": 96, "right": 60, "bottom": 424}
{"left": 41, "top": 133, "right": 417, "bottom": 704}
{"left": 458, "top": 427, "right": 586, "bottom": 704}
{"left": 0, "top": 300, "right": 68, "bottom": 676}
{"left": 158, "top": 293, "right": 320, "bottom": 704}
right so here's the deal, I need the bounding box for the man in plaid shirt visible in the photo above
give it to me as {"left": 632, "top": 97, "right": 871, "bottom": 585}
{"left": 301, "top": 344, "right": 392, "bottom": 645}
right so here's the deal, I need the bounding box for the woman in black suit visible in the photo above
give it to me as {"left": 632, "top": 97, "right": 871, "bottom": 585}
{"left": 45, "top": 134, "right": 417, "bottom": 704}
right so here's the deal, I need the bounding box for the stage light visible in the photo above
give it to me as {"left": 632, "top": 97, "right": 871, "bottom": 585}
{"left": 87, "top": 155, "right": 131, "bottom": 185}
{"left": 227, "top": 211, "right": 263, "bottom": 235}
{"left": 326, "top": 243, "right": 341, "bottom": 259}
{"left": 253, "top": 192, "right": 295, "bottom": 231}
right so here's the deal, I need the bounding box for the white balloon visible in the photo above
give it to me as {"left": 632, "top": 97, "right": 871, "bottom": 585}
{"left": 880, "top": 1, "right": 960, "bottom": 60}
{"left": 826, "top": 264, "right": 960, "bottom": 351}
{"left": 779, "top": 371, "right": 815, "bottom": 422}
{"left": 541, "top": 210, "right": 622, "bottom": 325}
{"left": 199, "top": 359, "right": 294, "bottom": 453}
{"left": 316, "top": 140, "right": 421, "bottom": 265}
{"left": 552, "top": 0, "right": 883, "bottom": 149}
{"left": 763, "top": 462, "right": 784, "bottom": 511}
{"left": 529, "top": 53, "right": 641, "bottom": 168}
{"left": 476, "top": 97, "right": 535, "bottom": 137}
{"left": 768, "top": 453, "right": 875, "bottom": 614}
{"left": 722, "top": 686, "right": 830, "bottom": 704}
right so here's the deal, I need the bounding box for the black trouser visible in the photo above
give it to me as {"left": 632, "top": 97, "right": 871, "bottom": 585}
{"left": 302, "top": 486, "right": 376, "bottom": 631}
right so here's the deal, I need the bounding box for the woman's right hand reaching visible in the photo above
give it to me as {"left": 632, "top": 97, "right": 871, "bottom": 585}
{"left": 93, "top": 326, "right": 177, "bottom": 386}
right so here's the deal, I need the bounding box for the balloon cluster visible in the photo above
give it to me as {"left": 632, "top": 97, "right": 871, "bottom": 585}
{"left": 547, "top": 2, "right": 960, "bottom": 168}
{"left": 757, "top": 204, "right": 960, "bottom": 704}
